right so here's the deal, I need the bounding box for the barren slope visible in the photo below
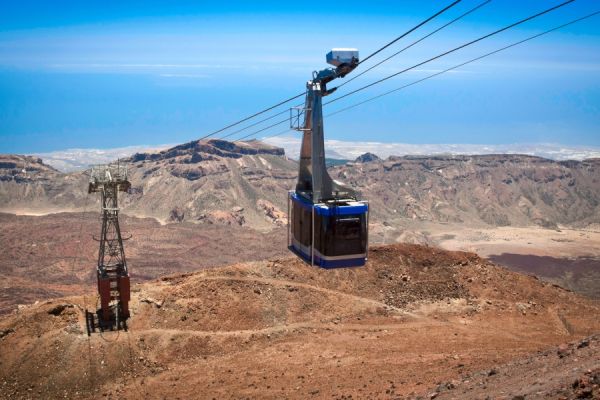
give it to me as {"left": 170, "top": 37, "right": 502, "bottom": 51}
{"left": 1, "top": 244, "right": 598, "bottom": 399}
{"left": 0, "top": 154, "right": 87, "bottom": 214}
{"left": 0, "top": 140, "right": 296, "bottom": 229}
{"left": 2, "top": 144, "right": 600, "bottom": 230}
{"left": 426, "top": 334, "right": 599, "bottom": 399}
{"left": 0, "top": 212, "right": 287, "bottom": 315}
{"left": 341, "top": 154, "right": 600, "bottom": 228}
{"left": 123, "top": 139, "right": 295, "bottom": 228}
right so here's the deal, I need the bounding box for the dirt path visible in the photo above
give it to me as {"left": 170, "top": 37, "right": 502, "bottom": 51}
{"left": 2, "top": 243, "right": 599, "bottom": 400}
{"left": 189, "top": 275, "right": 419, "bottom": 317}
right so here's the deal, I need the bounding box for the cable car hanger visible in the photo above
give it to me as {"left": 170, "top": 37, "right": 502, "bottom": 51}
{"left": 288, "top": 49, "right": 369, "bottom": 269}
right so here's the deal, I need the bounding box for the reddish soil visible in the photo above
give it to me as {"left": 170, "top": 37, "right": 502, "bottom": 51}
{"left": 0, "top": 212, "right": 287, "bottom": 315}
{"left": 1, "top": 243, "right": 598, "bottom": 399}
{"left": 429, "top": 335, "right": 599, "bottom": 400}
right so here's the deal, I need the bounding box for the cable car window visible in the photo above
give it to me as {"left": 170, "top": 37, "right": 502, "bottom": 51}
{"left": 336, "top": 217, "right": 361, "bottom": 240}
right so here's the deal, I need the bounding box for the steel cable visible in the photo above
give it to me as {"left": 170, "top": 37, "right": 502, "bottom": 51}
{"left": 246, "top": 8, "right": 598, "bottom": 144}
{"left": 325, "top": 10, "right": 600, "bottom": 119}
{"left": 325, "top": 0, "right": 576, "bottom": 106}
{"left": 195, "top": 91, "right": 306, "bottom": 142}
{"left": 221, "top": 0, "right": 484, "bottom": 141}
{"left": 198, "top": 1, "right": 462, "bottom": 142}
{"left": 234, "top": 0, "right": 578, "bottom": 142}
{"left": 337, "top": 0, "right": 492, "bottom": 90}
{"left": 358, "top": 0, "right": 462, "bottom": 66}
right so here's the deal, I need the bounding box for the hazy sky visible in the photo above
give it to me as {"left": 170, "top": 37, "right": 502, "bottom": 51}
{"left": 1, "top": 0, "right": 599, "bottom": 153}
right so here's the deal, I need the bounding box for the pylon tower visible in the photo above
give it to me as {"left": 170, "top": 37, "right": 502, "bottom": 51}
{"left": 86, "top": 162, "right": 131, "bottom": 333}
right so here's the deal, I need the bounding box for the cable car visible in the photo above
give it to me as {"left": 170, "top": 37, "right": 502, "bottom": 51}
{"left": 287, "top": 49, "right": 369, "bottom": 268}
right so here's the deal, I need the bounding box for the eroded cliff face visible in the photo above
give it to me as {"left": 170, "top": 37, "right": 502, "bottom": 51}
{"left": 0, "top": 154, "right": 88, "bottom": 213}
{"left": 335, "top": 154, "right": 600, "bottom": 228}
{"left": 129, "top": 138, "right": 285, "bottom": 163}
{"left": 1, "top": 143, "right": 599, "bottom": 229}
{"left": 0, "top": 155, "right": 59, "bottom": 181}
{"left": 121, "top": 139, "right": 295, "bottom": 227}
{"left": 0, "top": 140, "right": 295, "bottom": 228}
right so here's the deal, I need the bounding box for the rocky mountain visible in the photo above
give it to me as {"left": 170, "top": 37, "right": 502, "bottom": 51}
{"left": 354, "top": 152, "right": 381, "bottom": 163}
{"left": 0, "top": 140, "right": 296, "bottom": 228}
{"left": 0, "top": 155, "right": 59, "bottom": 178}
{"left": 121, "top": 139, "right": 294, "bottom": 227}
{"left": 1, "top": 142, "right": 600, "bottom": 229}
{"left": 333, "top": 154, "right": 600, "bottom": 228}
{"left": 0, "top": 155, "right": 88, "bottom": 214}
{"left": 2, "top": 146, "right": 599, "bottom": 399}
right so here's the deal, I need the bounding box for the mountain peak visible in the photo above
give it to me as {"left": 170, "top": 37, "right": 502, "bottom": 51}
{"left": 0, "top": 154, "right": 59, "bottom": 183}
{"left": 355, "top": 152, "right": 381, "bottom": 163}
{"left": 128, "top": 139, "right": 285, "bottom": 163}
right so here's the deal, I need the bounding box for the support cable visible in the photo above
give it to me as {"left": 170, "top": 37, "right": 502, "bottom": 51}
{"left": 326, "top": 10, "right": 600, "bottom": 119}
{"left": 236, "top": 127, "right": 292, "bottom": 143}
{"left": 326, "top": 0, "right": 576, "bottom": 106}
{"left": 200, "top": 1, "right": 462, "bottom": 142}
{"left": 337, "top": 0, "right": 492, "bottom": 89}
{"left": 358, "top": 0, "right": 462, "bottom": 66}
{"left": 195, "top": 91, "right": 306, "bottom": 142}
{"left": 233, "top": 0, "right": 578, "bottom": 141}
{"left": 221, "top": 0, "right": 482, "bottom": 141}
{"left": 233, "top": 116, "right": 291, "bottom": 142}
{"left": 245, "top": 9, "right": 598, "bottom": 144}
{"left": 219, "top": 108, "right": 295, "bottom": 141}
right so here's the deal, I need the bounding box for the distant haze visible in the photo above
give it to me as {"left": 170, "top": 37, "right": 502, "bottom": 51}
{"left": 1, "top": 2, "right": 599, "bottom": 153}
{"left": 33, "top": 144, "right": 175, "bottom": 172}
{"left": 31, "top": 139, "right": 600, "bottom": 172}
{"left": 265, "top": 136, "right": 600, "bottom": 162}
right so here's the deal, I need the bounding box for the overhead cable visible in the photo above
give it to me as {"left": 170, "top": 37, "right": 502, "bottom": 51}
{"left": 205, "top": 1, "right": 462, "bottom": 142}
{"left": 219, "top": 108, "right": 293, "bottom": 140}
{"left": 326, "top": 10, "right": 600, "bottom": 118}
{"left": 326, "top": 0, "right": 576, "bottom": 106}
{"left": 233, "top": 117, "right": 291, "bottom": 142}
{"left": 221, "top": 0, "right": 484, "bottom": 141}
{"left": 236, "top": 0, "right": 577, "bottom": 141}
{"left": 236, "top": 128, "right": 292, "bottom": 143}
{"left": 358, "top": 0, "right": 463, "bottom": 66}
{"left": 195, "top": 91, "right": 306, "bottom": 142}
{"left": 241, "top": 8, "right": 598, "bottom": 144}
{"left": 337, "top": 0, "right": 492, "bottom": 89}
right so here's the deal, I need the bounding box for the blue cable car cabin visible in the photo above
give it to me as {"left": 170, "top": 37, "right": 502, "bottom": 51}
{"left": 287, "top": 48, "right": 370, "bottom": 268}
{"left": 289, "top": 192, "right": 368, "bottom": 268}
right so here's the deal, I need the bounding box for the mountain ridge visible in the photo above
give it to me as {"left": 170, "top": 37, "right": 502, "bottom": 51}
{"left": 1, "top": 140, "right": 599, "bottom": 229}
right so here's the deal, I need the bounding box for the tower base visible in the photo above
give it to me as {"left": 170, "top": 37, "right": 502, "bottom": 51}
{"left": 85, "top": 304, "right": 128, "bottom": 336}
{"left": 87, "top": 271, "right": 130, "bottom": 335}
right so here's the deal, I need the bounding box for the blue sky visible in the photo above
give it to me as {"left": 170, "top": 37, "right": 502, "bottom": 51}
{"left": 0, "top": 0, "right": 599, "bottom": 153}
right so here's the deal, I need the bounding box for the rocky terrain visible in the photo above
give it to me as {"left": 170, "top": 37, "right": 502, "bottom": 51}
{"left": 430, "top": 334, "right": 599, "bottom": 400}
{"left": 2, "top": 140, "right": 600, "bottom": 306}
{"left": 1, "top": 141, "right": 599, "bottom": 399}
{"left": 0, "top": 212, "right": 287, "bottom": 315}
{"left": 368, "top": 221, "right": 600, "bottom": 299}
{"left": 0, "top": 243, "right": 598, "bottom": 399}
{"left": 0, "top": 154, "right": 86, "bottom": 213}
{"left": 0, "top": 155, "right": 60, "bottom": 179}
{"left": 1, "top": 141, "right": 600, "bottom": 230}
{"left": 0, "top": 140, "right": 296, "bottom": 229}
{"left": 339, "top": 154, "right": 600, "bottom": 228}
{"left": 2, "top": 211, "right": 599, "bottom": 317}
